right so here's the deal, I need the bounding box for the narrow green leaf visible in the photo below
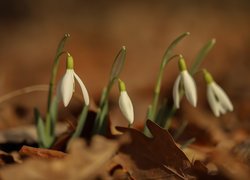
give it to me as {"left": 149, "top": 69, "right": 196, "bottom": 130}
{"left": 190, "top": 38, "right": 216, "bottom": 75}
{"left": 109, "top": 46, "right": 126, "bottom": 82}
{"left": 99, "top": 87, "right": 107, "bottom": 109}
{"left": 181, "top": 137, "right": 196, "bottom": 149}
{"left": 162, "top": 32, "right": 190, "bottom": 67}
{"left": 97, "top": 101, "right": 109, "bottom": 135}
{"left": 34, "top": 108, "right": 46, "bottom": 148}
{"left": 71, "top": 105, "right": 89, "bottom": 139}
{"left": 173, "top": 120, "right": 188, "bottom": 140}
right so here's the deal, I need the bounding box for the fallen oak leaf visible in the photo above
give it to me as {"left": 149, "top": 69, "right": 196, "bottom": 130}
{"left": 114, "top": 120, "right": 193, "bottom": 179}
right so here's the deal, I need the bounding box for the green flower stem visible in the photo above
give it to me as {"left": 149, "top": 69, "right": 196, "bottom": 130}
{"left": 94, "top": 80, "right": 114, "bottom": 134}
{"left": 148, "top": 54, "right": 180, "bottom": 122}
{"left": 147, "top": 32, "right": 190, "bottom": 122}
{"left": 47, "top": 34, "right": 70, "bottom": 113}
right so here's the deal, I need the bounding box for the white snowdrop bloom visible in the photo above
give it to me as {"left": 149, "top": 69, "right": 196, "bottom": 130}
{"left": 58, "top": 54, "right": 89, "bottom": 107}
{"left": 118, "top": 79, "right": 134, "bottom": 125}
{"left": 173, "top": 57, "right": 197, "bottom": 108}
{"left": 203, "top": 69, "right": 233, "bottom": 117}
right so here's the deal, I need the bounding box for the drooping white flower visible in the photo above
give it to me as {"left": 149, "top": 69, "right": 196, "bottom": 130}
{"left": 203, "top": 69, "right": 233, "bottom": 117}
{"left": 118, "top": 79, "right": 134, "bottom": 125}
{"left": 173, "top": 56, "right": 197, "bottom": 108}
{"left": 58, "top": 54, "right": 89, "bottom": 107}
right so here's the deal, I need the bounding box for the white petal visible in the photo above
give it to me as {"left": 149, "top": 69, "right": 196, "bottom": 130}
{"left": 119, "top": 91, "right": 134, "bottom": 124}
{"left": 173, "top": 74, "right": 181, "bottom": 109}
{"left": 218, "top": 105, "right": 226, "bottom": 115}
{"left": 211, "top": 82, "right": 233, "bottom": 112}
{"left": 181, "top": 70, "right": 197, "bottom": 107}
{"left": 60, "top": 70, "right": 74, "bottom": 107}
{"left": 73, "top": 71, "right": 89, "bottom": 106}
{"left": 207, "top": 85, "right": 220, "bottom": 117}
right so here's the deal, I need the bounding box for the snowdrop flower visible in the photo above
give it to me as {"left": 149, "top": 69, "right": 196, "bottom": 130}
{"left": 203, "top": 69, "right": 233, "bottom": 117}
{"left": 173, "top": 56, "right": 197, "bottom": 108}
{"left": 58, "top": 53, "right": 89, "bottom": 107}
{"left": 118, "top": 79, "right": 134, "bottom": 125}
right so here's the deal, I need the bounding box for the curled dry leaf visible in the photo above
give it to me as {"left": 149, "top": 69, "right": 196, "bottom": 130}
{"left": 19, "top": 146, "right": 67, "bottom": 159}
{"left": 0, "top": 135, "right": 128, "bottom": 180}
{"left": 114, "top": 120, "right": 193, "bottom": 180}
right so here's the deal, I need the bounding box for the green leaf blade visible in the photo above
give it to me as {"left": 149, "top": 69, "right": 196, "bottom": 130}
{"left": 109, "top": 46, "right": 126, "bottom": 82}
{"left": 34, "top": 108, "right": 46, "bottom": 148}
{"left": 190, "top": 38, "right": 216, "bottom": 75}
{"left": 162, "top": 32, "right": 190, "bottom": 67}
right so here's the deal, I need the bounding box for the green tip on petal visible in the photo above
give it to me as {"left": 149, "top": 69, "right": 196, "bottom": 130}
{"left": 118, "top": 79, "right": 126, "bottom": 92}
{"left": 203, "top": 69, "right": 214, "bottom": 84}
{"left": 178, "top": 56, "right": 187, "bottom": 71}
{"left": 66, "top": 53, "right": 74, "bottom": 69}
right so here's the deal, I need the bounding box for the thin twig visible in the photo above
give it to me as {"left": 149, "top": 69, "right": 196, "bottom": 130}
{"left": 0, "top": 84, "right": 49, "bottom": 104}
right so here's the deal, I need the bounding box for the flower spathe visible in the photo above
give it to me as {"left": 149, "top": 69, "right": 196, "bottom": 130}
{"left": 173, "top": 57, "right": 197, "bottom": 108}
{"left": 58, "top": 54, "right": 89, "bottom": 107}
{"left": 118, "top": 79, "right": 134, "bottom": 125}
{"left": 203, "top": 69, "right": 233, "bottom": 117}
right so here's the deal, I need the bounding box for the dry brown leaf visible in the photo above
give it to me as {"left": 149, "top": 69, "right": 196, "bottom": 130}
{"left": 182, "top": 106, "right": 229, "bottom": 144}
{"left": 106, "top": 160, "right": 132, "bottom": 180}
{"left": 232, "top": 139, "right": 250, "bottom": 165}
{"left": 0, "top": 151, "right": 22, "bottom": 167}
{"left": 19, "top": 146, "right": 67, "bottom": 159}
{"left": 210, "top": 149, "right": 250, "bottom": 180}
{"left": 0, "top": 135, "right": 127, "bottom": 180}
{"left": 114, "top": 120, "right": 193, "bottom": 180}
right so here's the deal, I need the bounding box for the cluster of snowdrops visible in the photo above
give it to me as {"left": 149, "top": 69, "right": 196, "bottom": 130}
{"left": 34, "top": 32, "right": 233, "bottom": 149}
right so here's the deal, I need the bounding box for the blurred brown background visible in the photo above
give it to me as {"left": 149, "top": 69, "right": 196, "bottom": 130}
{"left": 0, "top": 0, "right": 250, "bottom": 128}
